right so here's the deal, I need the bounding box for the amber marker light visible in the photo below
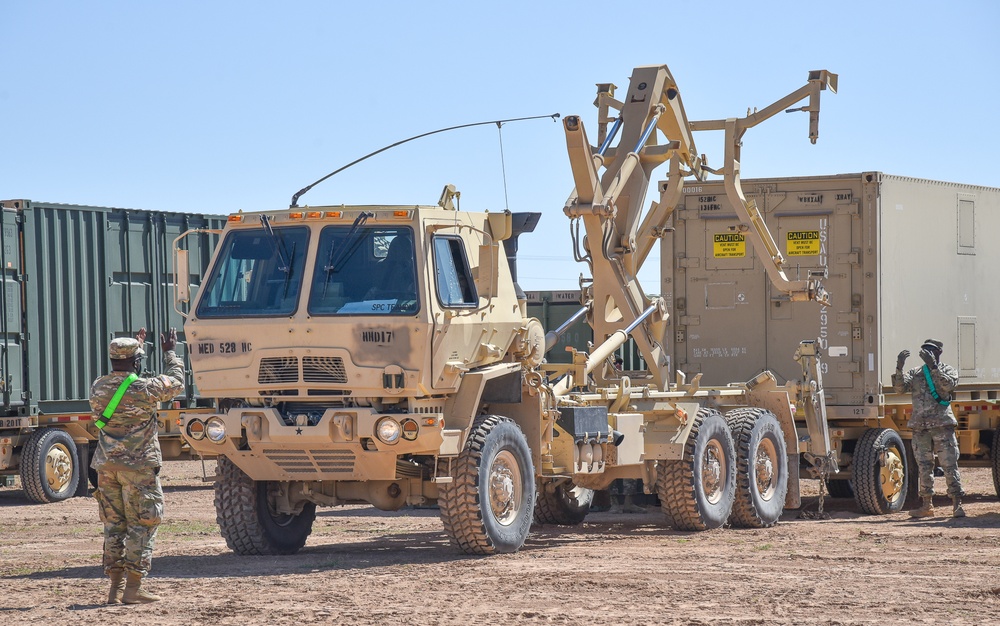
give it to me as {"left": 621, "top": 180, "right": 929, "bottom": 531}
{"left": 421, "top": 417, "right": 437, "bottom": 427}
{"left": 393, "top": 210, "right": 410, "bottom": 218}
{"left": 326, "top": 211, "right": 342, "bottom": 218}
{"left": 289, "top": 212, "right": 304, "bottom": 220}
{"left": 306, "top": 211, "right": 322, "bottom": 219}
{"left": 227, "top": 214, "right": 243, "bottom": 223}
{"left": 401, "top": 419, "right": 419, "bottom": 441}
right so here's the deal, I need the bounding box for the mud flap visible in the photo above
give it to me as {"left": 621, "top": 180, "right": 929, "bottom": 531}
{"left": 74, "top": 441, "right": 90, "bottom": 497}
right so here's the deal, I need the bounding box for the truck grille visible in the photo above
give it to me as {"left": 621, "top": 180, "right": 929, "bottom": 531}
{"left": 261, "top": 448, "right": 356, "bottom": 474}
{"left": 258, "top": 357, "right": 299, "bottom": 384}
{"left": 257, "top": 356, "right": 348, "bottom": 385}
{"left": 303, "top": 356, "right": 348, "bottom": 383}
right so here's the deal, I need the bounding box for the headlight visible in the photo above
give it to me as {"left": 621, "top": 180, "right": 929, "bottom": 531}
{"left": 375, "top": 417, "right": 401, "bottom": 444}
{"left": 205, "top": 417, "right": 227, "bottom": 443}
{"left": 186, "top": 419, "right": 205, "bottom": 441}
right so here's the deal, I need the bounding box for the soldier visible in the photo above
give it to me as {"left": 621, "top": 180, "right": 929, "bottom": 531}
{"left": 90, "top": 327, "right": 185, "bottom": 604}
{"left": 893, "top": 339, "right": 965, "bottom": 518}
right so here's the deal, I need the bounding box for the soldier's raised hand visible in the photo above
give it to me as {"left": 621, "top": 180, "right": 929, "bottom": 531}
{"left": 135, "top": 327, "right": 148, "bottom": 344}
{"left": 896, "top": 349, "right": 909, "bottom": 370}
{"left": 919, "top": 347, "right": 937, "bottom": 368}
{"left": 161, "top": 328, "right": 177, "bottom": 352}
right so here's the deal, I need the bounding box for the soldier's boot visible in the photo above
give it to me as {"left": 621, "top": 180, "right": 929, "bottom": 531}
{"left": 952, "top": 496, "right": 966, "bottom": 518}
{"left": 106, "top": 568, "right": 125, "bottom": 605}
{"left": 122, "top": 572, "right": 161, "bottom": 605}
{"left": 909, "top": 496, "right": 935, "bottom": 518}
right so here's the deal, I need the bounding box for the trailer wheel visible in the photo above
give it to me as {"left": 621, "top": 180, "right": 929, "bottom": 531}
{"left": 214, "top": 456, "right": 315, "bottom": 555}
{"left": 991, "top": 428, "right": 1000, "bottom": 498}
{"left": 439, "top": 415, "right": 535, "bottom": 554}
{"left": 20, "top": 428, "right": 80, "bottom": 503}
{"left": 533, "top": 478, "right": 593, "bottom": 526}
{"left": 726, "top": 408, "right": 787, "bottom": 528}
{"left": 657, "top": 408, "right": 736, "bottom": 530}
{"left": 825, "top": 478, "right": 854, "bottom": 498}
{"left": 853, "top": 428, "right": 908, "bottom": 514}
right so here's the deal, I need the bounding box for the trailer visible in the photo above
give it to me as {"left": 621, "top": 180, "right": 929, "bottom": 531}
{"left": 660, "top": 173, "right": 1000, "bottom": 510}
{"left": 0, "top": 200, "right": 223, "bottom": 503}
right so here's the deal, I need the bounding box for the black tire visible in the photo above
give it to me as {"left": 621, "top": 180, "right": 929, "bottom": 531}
{"left": 825, "top": 478, "right": 854, "bottom": 498}
{"left": 726, "top": 408, "right": 787, "bottom": 528}
{"left": 214, "top": 456, "right": 316, "bottom": 555}
{"left": 533, "top": 479, "right": 593, "bottom": 525}
{"left": 20, "top": 428, "right": 79, "bottom": 503}
{"left": 991, "top": 428, "right": 1000, "bottom": 499}
{"left": 438, "top": 415, "right": 535, "bottom": 555}
{"left": 656, "top": 408, "right": 736, "bottom": 531}
{"left": 853, "top": 428, "right": 908, "bottom": 514}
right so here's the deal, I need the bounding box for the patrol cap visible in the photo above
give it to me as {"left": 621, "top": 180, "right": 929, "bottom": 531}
{"left": 921, "top": 339, "right": 944, "bottom": 352}
{"left": 109, "top": 337, "right": 145, "bottom": 360}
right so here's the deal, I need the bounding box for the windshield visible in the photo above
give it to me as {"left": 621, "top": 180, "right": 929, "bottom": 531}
{"left": 308, "top": 225, "right": 418, "bottom": 315}
{"left": 196, "top": 226, "right": 309, "bottom": 318}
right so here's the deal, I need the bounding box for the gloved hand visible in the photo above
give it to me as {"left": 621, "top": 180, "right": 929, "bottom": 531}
{"left": 919, "top": 347, "right": 937, "bottom": 369}
{"left": 896, "top": 349, "right": 909, "bottom": 370}
{"left": 161, "top": 328, "right": 177, "bottom": 352}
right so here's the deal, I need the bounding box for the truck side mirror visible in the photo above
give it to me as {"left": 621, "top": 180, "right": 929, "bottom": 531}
{"left": 477, "top": 243, "right": 500, "bottom": 299}
{"left": 175, "top": 249, "right": 191, "bottom": 304}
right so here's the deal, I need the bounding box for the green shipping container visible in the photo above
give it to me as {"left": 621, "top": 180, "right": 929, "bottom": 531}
{"left": 0, "top": 200, "right": 224, "bottom": 416}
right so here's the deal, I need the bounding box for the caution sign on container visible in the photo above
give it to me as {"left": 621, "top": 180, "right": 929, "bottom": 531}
{"left": 786, "top": 230, "right": 820, "bottom": 256}
{"left": 713, "top": 233, "right": 746, "bottom": 258}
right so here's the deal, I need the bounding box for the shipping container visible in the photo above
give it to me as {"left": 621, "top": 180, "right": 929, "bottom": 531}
{"left": 660, "top": 172, "right": 1000, "bottom": 506}
{"left": 0, "top": 199, "right": 224, "bottom": 502}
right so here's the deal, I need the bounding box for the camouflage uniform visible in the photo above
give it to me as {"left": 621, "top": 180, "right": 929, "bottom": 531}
{"left": 892, "top": 353, "right": 963, "bottom": 499}
{"left": 90, "top": 338, "right": 184, "bottom": 577}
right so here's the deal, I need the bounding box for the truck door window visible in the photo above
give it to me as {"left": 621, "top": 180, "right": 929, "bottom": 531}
{"left": 309, "top": 226, "right": 418, "bottom": 315}
{"left": 433, "top": 235, "right": 478, "bottom": 307}
{"left": 196, "top": 226, "right": 309, "bottom": 318}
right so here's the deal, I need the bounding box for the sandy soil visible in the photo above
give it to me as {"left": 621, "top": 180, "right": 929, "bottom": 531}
{"left": 1, "top": 461, "right": 998, "bottom": 626}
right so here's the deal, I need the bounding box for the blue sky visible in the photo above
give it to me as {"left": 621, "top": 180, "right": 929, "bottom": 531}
{"left": 3, "top": 1, "right": 997, "bottom": 291}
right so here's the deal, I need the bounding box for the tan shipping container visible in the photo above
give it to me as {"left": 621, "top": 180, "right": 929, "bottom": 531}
{"left": 662, "top": 172, "right": 1000, "bottom": 417}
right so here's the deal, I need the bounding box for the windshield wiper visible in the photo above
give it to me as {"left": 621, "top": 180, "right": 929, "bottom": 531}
{"left": 260, "top": 215, "right": 291, "bottom": 274}
{"left": 323, "top": 212, "right": 372, "bottom": 297}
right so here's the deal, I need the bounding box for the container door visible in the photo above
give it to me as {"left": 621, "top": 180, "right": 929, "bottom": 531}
{"left": 767, "top": 205, "right": 859, "bottom": 392}
{"left": 0, "top": 209, "right": 25, "bottom": 412}
{"left": 672, "top": 204, "right": 768, "bottom": 386}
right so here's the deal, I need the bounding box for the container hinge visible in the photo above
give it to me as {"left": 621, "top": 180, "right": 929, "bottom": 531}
{"left": 678, "top": 257, "right": 701, "bottom": 269}
{"left": 679, "top": 316, "right": 701, "bottom": 326}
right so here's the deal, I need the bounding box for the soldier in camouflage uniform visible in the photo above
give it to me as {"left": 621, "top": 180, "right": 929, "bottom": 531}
{"left": 90, "top": 327, "right": 184, "bottom": 604}
{"left": 892, "top": 339, "right": 965, "bottom": 518}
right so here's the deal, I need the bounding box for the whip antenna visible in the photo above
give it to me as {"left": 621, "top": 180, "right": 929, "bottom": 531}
{"left": 290, "top": 113, "right": 560, "bottom": 207}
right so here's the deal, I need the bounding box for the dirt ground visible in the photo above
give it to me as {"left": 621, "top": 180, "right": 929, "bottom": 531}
{"left": 1, "top": 462, "right": 998, "bottom": 626}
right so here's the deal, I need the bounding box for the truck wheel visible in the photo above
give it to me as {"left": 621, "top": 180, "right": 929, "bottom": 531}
{"left": 726, "top": 408, "right": 787, "bottom": 528}
{"left": 439, "top": 415, "right": 535, "bottom": 554}
{"left": 853, "top": 428, "right": 907, "bottom": 514}
{"left": 20, "top": 428, "right": 79, "bottom": 503}
{"left": 656, "top": 408, "right": 736, "bottom": 530}
{"left": 533, "top": 478, "right": 593, "bottom": 525}
{"left": 991, "top": 428, "right": 1000, "bottom": 498}
{"left": 214, "top": 456, "right": 316, "bottom": 555}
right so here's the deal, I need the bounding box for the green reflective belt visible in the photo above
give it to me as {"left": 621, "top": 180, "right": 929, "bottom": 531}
{"left": 922, "top": 365, "right": 951, "bottom": 406}
{"left": 95, "top": 373, "right": 138, "bottom": 429}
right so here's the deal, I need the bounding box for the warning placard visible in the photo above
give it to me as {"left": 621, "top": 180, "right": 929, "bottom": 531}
{"left": 713, "top": 233, "right": 746, "bottom": 258}
{"left": 786, "top": 230, "right": 820, "bottom": 256}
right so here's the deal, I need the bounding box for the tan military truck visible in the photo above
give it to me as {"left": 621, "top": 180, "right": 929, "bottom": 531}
{"left": 175, "top": 64, "right": 839, "bottom": 555}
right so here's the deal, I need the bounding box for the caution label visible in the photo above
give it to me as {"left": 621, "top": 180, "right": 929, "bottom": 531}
{"left": 713, "top": 233, "right": 746, "bottom": 258}
{"left": 786, "top": 230, "right": 820, "bottom": 256}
